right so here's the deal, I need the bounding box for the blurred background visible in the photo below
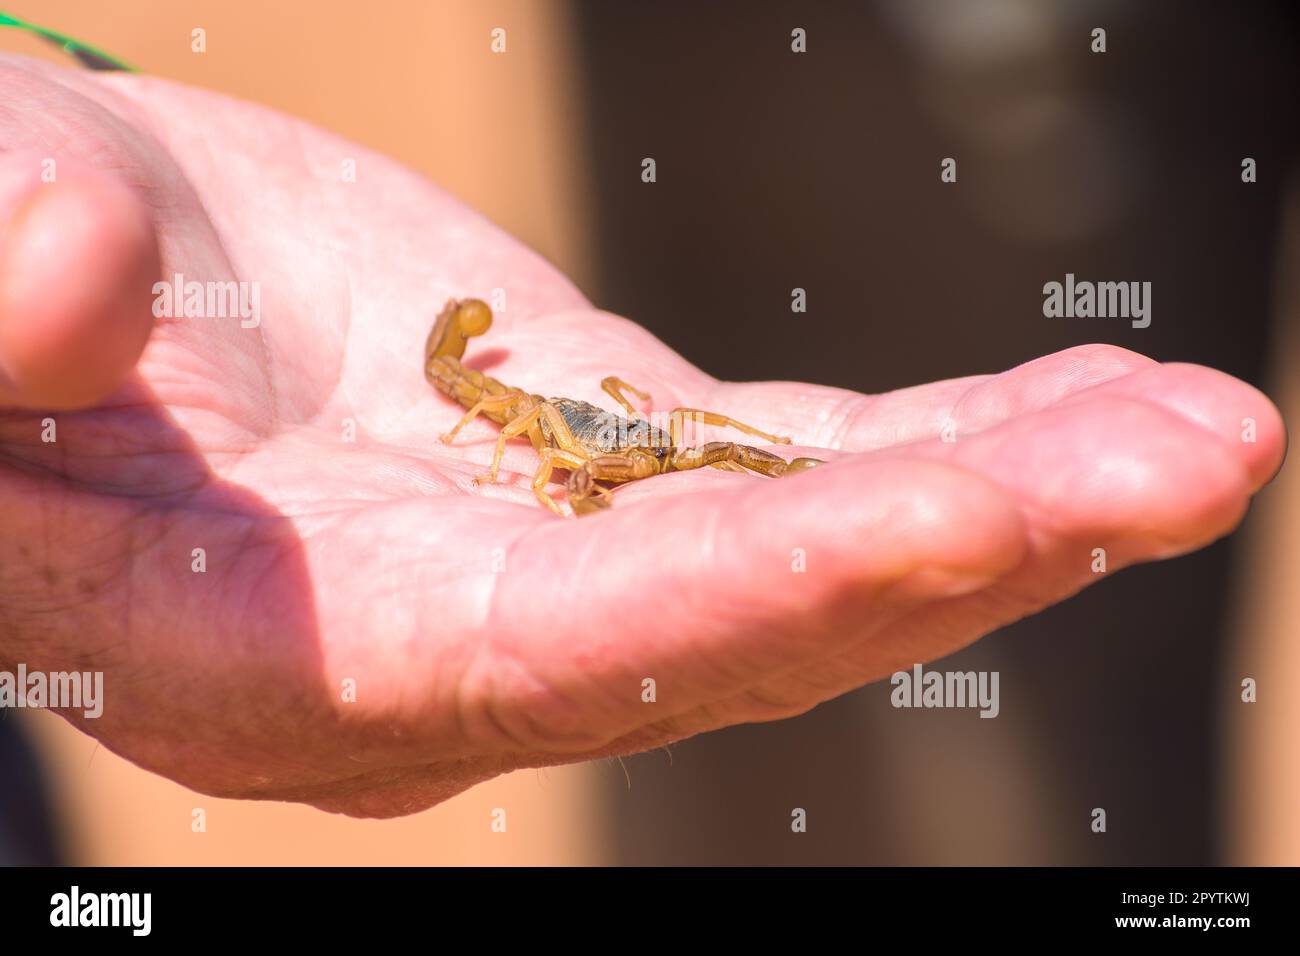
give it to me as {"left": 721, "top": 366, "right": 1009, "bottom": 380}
{"left": 0, "top": 0, "right": 1296, "bottom": 865}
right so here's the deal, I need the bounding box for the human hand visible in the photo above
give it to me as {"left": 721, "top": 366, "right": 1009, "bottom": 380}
{"left": 0, "top": 56, "right": 1284, "bottom": 816}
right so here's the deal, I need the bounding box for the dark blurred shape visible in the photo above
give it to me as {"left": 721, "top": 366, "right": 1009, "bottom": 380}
{"left": 574, "top": 0, "right": 1300, "bottom": 863}
{"left": 0, "top": 720, "right": 65, "bottom": 865}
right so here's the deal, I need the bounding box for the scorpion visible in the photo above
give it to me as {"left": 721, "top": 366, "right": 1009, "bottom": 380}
{"left": 424, "top": 298, "right": 824, "bottom": 515}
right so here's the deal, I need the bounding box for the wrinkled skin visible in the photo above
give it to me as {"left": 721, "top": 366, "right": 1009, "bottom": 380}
{"left": 0, "top": 55, "right": 1285, "bottom": 817}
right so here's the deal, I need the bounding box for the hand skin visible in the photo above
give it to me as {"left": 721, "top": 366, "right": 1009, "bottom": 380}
{"left": 0, "top": 56, "right": 1286, "bottom": 818}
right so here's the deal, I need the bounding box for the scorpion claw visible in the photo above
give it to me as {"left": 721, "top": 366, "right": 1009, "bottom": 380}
{"left": 571, "top": 494, "right": 611, "bottom": 516}
{"left": 566, "top": 466, "right": 613, "bottom": 515}
{"left": 786, "top": 457, "right": 823, "bottom": 473}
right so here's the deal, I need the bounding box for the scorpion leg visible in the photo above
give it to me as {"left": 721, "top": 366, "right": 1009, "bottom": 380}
{"left": 475, "top": 401, "right": 596, "bottom": 488}
{"left": 441, "top": 392, "right": 529, "bottom": 444}
{"left": 530, "top": 448, "right": 590, "bottom": 516}
{"left": 669, "top": 409, "right": 792, "bottom": 446}
{"left": 602, "top": 380, "right": 791, "bottom": 447}
{"left": 601, "top": 377, "right": 652, "bottom": 417}
{"left": 475, "top": 405, "right": 544, "bottom": 485}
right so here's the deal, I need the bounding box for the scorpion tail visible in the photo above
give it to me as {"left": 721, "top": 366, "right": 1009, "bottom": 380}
{"left": 425, "top": 298, "right": 493, "bottom": 363}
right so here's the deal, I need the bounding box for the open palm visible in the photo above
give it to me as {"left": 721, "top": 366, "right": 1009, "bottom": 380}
{"left": 0, "top": 56, "right": 1284, "bottom": 817}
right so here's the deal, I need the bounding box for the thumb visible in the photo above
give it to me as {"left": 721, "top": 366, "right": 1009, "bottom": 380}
{"left": 0, "top": 158, "right": 159, "bottom": 409}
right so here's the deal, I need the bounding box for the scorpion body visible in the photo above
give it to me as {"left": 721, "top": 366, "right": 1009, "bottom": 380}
{"left": 424, "top": 298, "right": 822, "bottom": 515}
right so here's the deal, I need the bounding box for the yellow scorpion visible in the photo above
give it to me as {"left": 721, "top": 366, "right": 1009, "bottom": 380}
{"left": 425, "top": 298, "right": 822, "bottom": 515}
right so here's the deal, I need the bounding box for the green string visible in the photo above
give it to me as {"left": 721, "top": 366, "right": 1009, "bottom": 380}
{"left": 0, "top": 9, "right": 135, "bottom": 71}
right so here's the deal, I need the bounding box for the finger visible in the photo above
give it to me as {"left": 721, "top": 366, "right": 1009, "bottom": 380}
{"left": 706, "top": 343, "right": 1157, "bottom": 450}
{"left": 0, "top": 157, "right": 159, "bottom": 409}
{"left": 1052, "top": 362, "right": 1287, "bottom": 490}
{"left": 785, "top": 392, "right": 1260, "bottom": 690}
